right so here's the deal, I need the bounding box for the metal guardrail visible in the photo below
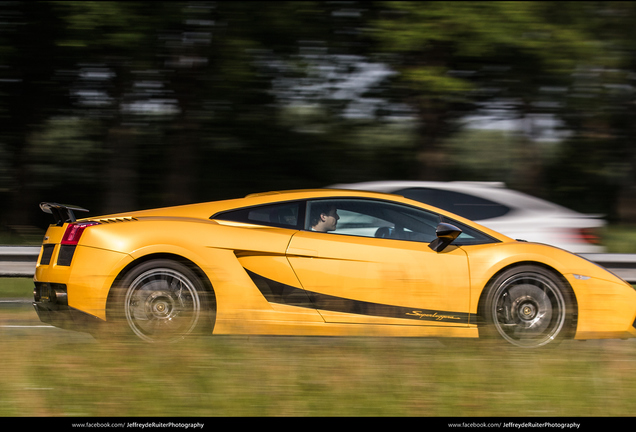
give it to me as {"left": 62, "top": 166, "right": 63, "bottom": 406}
{"left": 2, "top": 246, "right": 636, "bottom": 283}
{"left": 0, "top": 246, "right": 40, "bottom": 277}
{"left": 579, "top": 254, "right": 636, "bottom": 283}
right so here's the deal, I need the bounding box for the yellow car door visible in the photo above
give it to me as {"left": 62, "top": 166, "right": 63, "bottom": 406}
{"left": 286, "top": 199, "right": 472, "bottom": 327}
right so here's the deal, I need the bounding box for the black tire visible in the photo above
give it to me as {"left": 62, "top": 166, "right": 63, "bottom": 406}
{"left": 481, "top": 265, "right": 576, "bottom": 348}
{"left": 108, "top": 259, "right": 215, "bottom": 343}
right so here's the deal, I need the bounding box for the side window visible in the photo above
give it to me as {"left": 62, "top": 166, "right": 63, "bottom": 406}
{"left": 396, "top": 188, "right": 510, "bottom": 220}
{"left": 306, "top": 199, "right": 441, "bottom": 243}
{"left": 213, "top": 201, "right": 301, "bottom": 229}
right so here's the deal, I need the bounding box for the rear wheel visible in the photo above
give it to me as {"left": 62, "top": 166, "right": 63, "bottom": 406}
{"left": 109, "top": 259, "right": 214, "bottom": 343}
{"left": 482, "top": 265, "right": 576, "bottom": 348}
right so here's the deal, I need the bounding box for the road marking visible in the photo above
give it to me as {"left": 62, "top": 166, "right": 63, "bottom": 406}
{"left": 0, "top": 325, "right": 55, "bottom": 328}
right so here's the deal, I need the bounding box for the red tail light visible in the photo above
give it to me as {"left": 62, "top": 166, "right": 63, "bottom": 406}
{"left": 559, "top": 228, "right": 601, "bottom": 245}
{"left": 61, "top": 221, "right": 100, "bottom": 245}
{"left": 579, "top": 228, "right": 601, "bottom": 245}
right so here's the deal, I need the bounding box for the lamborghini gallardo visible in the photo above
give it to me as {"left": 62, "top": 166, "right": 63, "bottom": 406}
{"left": 33, "top": 189, "right": 636, "bottom": 348}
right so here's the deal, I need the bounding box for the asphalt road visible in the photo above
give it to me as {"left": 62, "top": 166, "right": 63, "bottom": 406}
{"left": 0, "top": 298, "right": 95, "bottom": 342}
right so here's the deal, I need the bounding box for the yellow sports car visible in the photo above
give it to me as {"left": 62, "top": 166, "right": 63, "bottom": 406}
{"left": 33, "top": 189, "right": 636, "bottom": 348}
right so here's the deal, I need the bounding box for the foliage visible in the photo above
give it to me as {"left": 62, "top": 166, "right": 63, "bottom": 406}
{"left": 367, "top": 2, "right": 601, "bottom": 183}
{"left": 2, "top": 2, "right": 636, "bottom": 228}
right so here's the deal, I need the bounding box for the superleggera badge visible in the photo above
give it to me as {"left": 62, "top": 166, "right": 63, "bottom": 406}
{"left": 406, "top": 310, "right": 462, "bottom": 321}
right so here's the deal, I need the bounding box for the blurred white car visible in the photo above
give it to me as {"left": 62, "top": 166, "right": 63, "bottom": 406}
{"left": 329, "top": 181, "right": 605, "bottom": 253}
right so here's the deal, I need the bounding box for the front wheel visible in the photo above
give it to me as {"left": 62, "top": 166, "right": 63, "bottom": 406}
{"left": 109, "top": 260, "right": 214, "bottom": 343}
{"left": 482, "top": 266, "right": 576, "bottom": 348}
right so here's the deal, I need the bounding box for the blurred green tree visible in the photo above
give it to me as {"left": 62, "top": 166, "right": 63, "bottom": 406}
{"left": 44, "top": 1, "right": 371, "bottom": 213}
{"left": 368, "top": 1, "right": 599, "bottom": 192}
{"left": 0, "top": 2, "right": 73, "bottom": 224}
{"left": 4, "top": 1, "right": 636, "bottom": 231}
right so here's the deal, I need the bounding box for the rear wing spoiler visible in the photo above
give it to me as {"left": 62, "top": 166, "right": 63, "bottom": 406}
{"left": 40, "top": 202, "right": 89, "bottom": 226}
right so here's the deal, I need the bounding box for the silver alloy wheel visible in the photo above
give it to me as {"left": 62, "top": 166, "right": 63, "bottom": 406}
{"left": 124, "top": 267, "right": 202, "bottom": 343}
{"left": 490, "top": 271, "right": 567, "bottom": 348}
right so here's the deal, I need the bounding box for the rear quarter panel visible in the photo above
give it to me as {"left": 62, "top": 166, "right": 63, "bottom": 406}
{"left": 77, "top": 218, "right": 304, "bottom": 326}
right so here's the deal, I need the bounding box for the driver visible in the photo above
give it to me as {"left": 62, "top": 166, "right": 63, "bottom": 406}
{"left": 310, "top": 203, "right": 340, "bottom": 232}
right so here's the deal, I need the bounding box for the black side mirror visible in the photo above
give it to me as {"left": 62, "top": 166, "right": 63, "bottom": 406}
{"left": 428, "top": 223, "right": 462, "bottom": 252}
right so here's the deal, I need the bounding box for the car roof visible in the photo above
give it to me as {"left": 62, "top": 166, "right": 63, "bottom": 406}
{"left": 90, "top": 189, "right": 407, "bottom": 221}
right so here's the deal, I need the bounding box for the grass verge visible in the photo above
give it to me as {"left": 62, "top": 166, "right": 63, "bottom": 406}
{"left": 1, "top": 333, "right": 635, "bottom": 417}
{"left": 0, "top": 277, "right": 33, "bottom": 298}
{"left": 603, "top": 225, "right": 636, "bottom": 253}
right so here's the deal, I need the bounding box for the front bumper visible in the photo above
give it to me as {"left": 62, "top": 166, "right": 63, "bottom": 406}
{"left": 566, "top": 274, "right": 636, "bottom": 340}
{"left": 33, "top": 282, "right": 105, "bottom": 333}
